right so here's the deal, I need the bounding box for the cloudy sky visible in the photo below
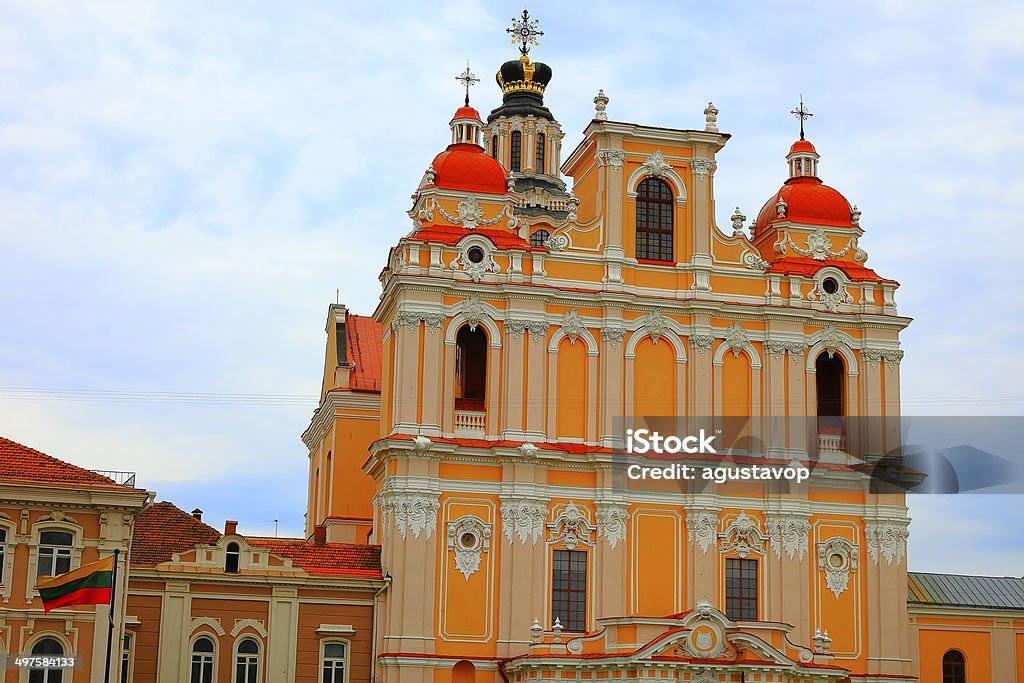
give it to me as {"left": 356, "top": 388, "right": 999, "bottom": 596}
{"left": 1, "top": 1, "right": 1022, "bottom": 574}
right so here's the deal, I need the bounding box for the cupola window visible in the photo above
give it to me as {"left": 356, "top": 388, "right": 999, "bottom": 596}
{"left": 535, "top": 133, "right": 546, "bottom": 172}
{"left": 225, "top": 542, "right": 240, "bottom": 573}
{"left": 510, "top": 131, "right": 522, "bottom": 172}
{"left": 455, "top": 325, "right": 487, "bottom": 412}
{"left": 636, "top": 177, "right": 674, "bottom": 262}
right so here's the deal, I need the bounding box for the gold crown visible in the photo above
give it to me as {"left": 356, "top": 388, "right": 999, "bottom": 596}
{"left": 497, "top": 55, "right": 548, "bottom": 95}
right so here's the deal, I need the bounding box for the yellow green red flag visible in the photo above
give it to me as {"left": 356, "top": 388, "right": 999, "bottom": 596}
{"left": 36, "top": 555, "right": 114, "bottom": 612}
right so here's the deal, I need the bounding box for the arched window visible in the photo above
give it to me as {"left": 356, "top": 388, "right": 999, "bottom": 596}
{"left": 942, "top": 650, "right": 966, "bottom": 683}
{"left": 530, "top": 229, "right": 550, "bottom": 248}
{"left": 535, "top": 133, "right": 546, "bottom": 172}
{"left": 37, "top": 531, "right": 73, "bottom": 577}
{"left": 453, "top": 660, "right": 477, "bottom": 683}
{"left": 235, "top": 638, "right": 260, "bottom": 683}
{"left": 29, "top": 638, "right": 65, "bottom": 683}
{"left": 190, "top": 636, "right": 216, "bottom": 683}
{"left": 225, "top": 542, "right": 240, "bottom": 573}
{"left": 455, "top": 325, "right": 488, "bottom": 411}
{"left": 510, "top": 131, "right": 522, "bottom": 172}
{"left": 321, "top": 642, "right": 348, "bottom": 683}
{"left": 635, "top": 177, "right": 674, "bottom": 262}
{"left": 815, "top": 353, "right": 844, "bottom": 417}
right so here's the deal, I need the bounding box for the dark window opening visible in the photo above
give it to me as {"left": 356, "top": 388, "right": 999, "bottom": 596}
{"left": 725, "top": 558, "right": 758, "bottom": 620}
{"left": 225, "top": 542, "right": 240, "bottom": 573}
{"left": 816, "top": 353, "right": 844, "bottom": 417}
{"left": 191, "top": 637, "right": 215, "bottom": 683}
{"left": 235, "top": 638, "right": 259, "bottom": 683}
{"left": 822, "top": 277, "right": 839, "bottom": 295}
{"left": 535, "top": 133, "right": 546, "bottom": 172}
{"left": 942, "top": 650, "right": 965, "bottom": 683}
{"left": 455, "top": 325, "right": 487, "bottom": 411}
{"left": 530, "top": 230, "right": 550, "bottom": 248}
{"left": 28, "top": 638, "right": 65, "bottom": 683}
{"left": 510, "top": 131, "right": 522, "bottom": 172}
{"left": 552, "top": 549, "right": 587, "bottom": 632}
{"left": 322, "top": 642, "right": 347, "bottom": 683}
{"left": 466, "top": 246, "right": 485, "bottom": 264}
{"left": 491, "top": 135, "right": 498, "bottom": 158}
{"left": 636, "top": 177, "right": 674, "bottom": 262}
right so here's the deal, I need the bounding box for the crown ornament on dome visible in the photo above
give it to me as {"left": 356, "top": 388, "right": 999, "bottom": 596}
{"left": 496, "top": 9, "right": 552, "bottom": 97}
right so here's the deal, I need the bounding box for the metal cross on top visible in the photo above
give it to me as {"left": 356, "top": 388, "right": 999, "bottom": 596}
{"left": 507, "top": 9, "right": 543, "bottom": 56}
{"left": 456, "top": 61, "right": 480, "bottom": 106}
{"left": 791, "top": 95, "right": 813, "bottom": 140}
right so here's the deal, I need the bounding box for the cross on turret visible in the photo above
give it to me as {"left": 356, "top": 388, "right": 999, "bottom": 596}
{"left": 507, "top": 9, "right": 543, "bottom": 56}
{"left": 455, "top": 61, "right": 480, "bottom": 107}
{"left": 791, "top": 95, "right": 813, "bottom": 140}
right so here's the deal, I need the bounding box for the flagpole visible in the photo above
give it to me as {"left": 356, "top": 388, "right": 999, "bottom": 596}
{"left": 103, "top": 548, "right": 120, "bottom": 683}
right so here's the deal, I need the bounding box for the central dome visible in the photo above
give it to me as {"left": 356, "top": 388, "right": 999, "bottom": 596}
{"left": 753, "top": 176, "right": 854, "bottom": 233}
{"left": 430, "top": 144, "right": 508, "bottom": 195}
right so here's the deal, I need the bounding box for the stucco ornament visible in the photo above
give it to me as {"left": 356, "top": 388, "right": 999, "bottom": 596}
{"left": 544, "top": 233, "right": 569, "bottom": 251}
{"left": 704, "top": 101, "right": 719, "bottom": 132}
{"left": 719, "top": 511, "right": 766, "bottom": 558}
{"left": 518, "top": 442, "right": 539, "bottom": 458}
{"left": 690, "top": 334, "right": 715, "bottom": 357}
{"left": 765, "top": 514, "right": 812, "bottom": 561}
{"left": 641, "top": 150, "right": 672, "bottom": 178}
{"left": 818, "top": 323, "right": 843, "bottom": 358}
{"left": 640, "top": 309, "right": 671, "bottom": 344}
{"left": 506, "top": 319, "right": 549, "bottom": 342}
{"left": 864, "top": 521, "right": 910, "bottom": 566}
{"left": 862, "top": 348, "right": 903, "bottom": 369}
{"left": 817, "top": 537, "right": 859, "bottom": 598}
{"left": 594, "top": 89, "right": 609, "bottom": 121}
{"left": 600, "top": 325, "right": 626, "bottom": 348}
{"left": 547, "top": 501, "right": 595, "bottom": 550}
{"left": 393, "top": 308, "right": 445, "bottom": 333}
{"left": 597, "top": 149, "right": 626, "bottom": 171}
{"left": 850, "top": 204, "right": 862, "bottom": 225}
{"left": 595, "top": 502, "right": 630, "bottom": 549}
{"left": 451, "top": 245, "right": 500, "bottom": 283}
{"left": 411, "top": 435, "right": 432, "bottom": 452}
{"left": 561, "top": 309, "right": 587, "bottom": 344}
{"left": 456, "top": 196, "right": 485, "bottom": 228}
{"left": 447, "top": 514, "right": 492, "bottom": 580}
{"left": 691, "top": 158, "right": 715, "bottom": 179}
{"left": 461, "top": 295, "right": 486, "bottom": 331}
{"left": 379, "top": 490, "right": 440, "bottom": 540}
{"left": 777, "top": 226, "right": 865, "bottom": 262}
{"left": 724, "top": 323, "right": 750, "bottom": 358}
{"left": 730, "top": 207, "right": 746, "bottom": 236}
{"left": 775, "top": 196, "right": 788, "bottom": 218}
{"left": 686, "top": 509, "right": 719, "bottom": 555}
{"left": 808, "top": 278, "right": 855, "bottom": 312}
{"left": 743, "top": 251, "right": 769, "bottom": 271}
{"left": 500, "top": 499, "right": 547, "bottom": 545}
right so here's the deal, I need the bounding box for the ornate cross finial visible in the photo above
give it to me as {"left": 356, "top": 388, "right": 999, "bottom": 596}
{"left": 791, "top": 95, "right": 813, "bottom": 140}
{"left": 455, "top": 60, "right": 480, "bottom": 106}
{"left": 507, "top": 9, "right": 543, "bottom": 56}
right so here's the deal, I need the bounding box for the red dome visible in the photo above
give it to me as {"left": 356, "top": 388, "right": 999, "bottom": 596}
{"left": 789, "top": 139, "right": 818, "bottom": 155}
{"left": 450, "top": 106, "right": 482, "bottom": 122}
{"left": 429, "top": 143, "right": 507, "bottom": 194}
{"left": 753, "top": 176, "right": 853, "bottom": 233}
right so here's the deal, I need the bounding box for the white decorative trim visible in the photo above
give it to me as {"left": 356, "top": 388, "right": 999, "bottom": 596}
{"left": 393, "top": 308, "right": 446, "bottom": 333}
{"left": 450, "top": 242, "right": 501, "bottom": 282}
{"left": 724, "top": 323, "right": 751, "bottom": 358}
{"left": 862, "top": 348, "right": 904, "bottom": 369}
{"left": 560, "top": 309, "right": 587, "bottom": 345}
{"left": 506, "top": 319, "right": 549, "bottom": 342}
{"left": 500, "top": 499, "right": 547, "bottom": 545}
{"left": 596, "top": 149, "right": 626, "bottom": 171}
{"left": 690, "top": 158, "right": 716, "bottom": 179}
{"left": 765, "top": 513, "right": 812, "bottom": 561}
{"left": 808, "top": 278, "right": 854, "bottom": 312}
{"left": 190, "top": 617, "right": 225, "bottom": 636}
{"left": 641, "top": 149, "right": 672, "bottom": 178}
{"left": 742, "top": 250, "right": 768, "bottom": 271}
{"left": 379, "top": 489, "right": 440, "bottom": 539}
{"left": 817, "top": 537, "right": 859, "bottom": 598}
{"left": 595, "top": 502, "right": 630, "bottom": 549}
{"left": 547, "top": 501, "right": 594, "bottom": 550}
{"left": 765, "top": 339, "right": 808, "bottom": 362}
{"left": 460, "top": 295, "right": 487, "bottom": 333}
{"left": 864, "top": 521, "right": 909, "bottom": 566}
{"left": 230, "top": 619, "right": 268, "bottom": 638}
{"left": 600, "top": 326, "right": 627, "bottom": 348}
{"left": 690, "top": 335, "right": 715, "bottom": 357}
{"left": 774, "top": 227, "right": 867, "bottom": 262}
{"left": 640, "top": 309, "right": 670, "bottom": 344}
{"left": 719, "top": 511, "right": 766, "bottom": 558}
{"left": 686, "top": 509, "right": 719, "bottom": 554}
{"left": 447, "top": 514, "right": 492, "bottom": 579}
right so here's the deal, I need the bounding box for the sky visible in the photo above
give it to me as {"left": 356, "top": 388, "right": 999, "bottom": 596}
{"left": 0, "top": 1, "right": 1022, "bottom": 574}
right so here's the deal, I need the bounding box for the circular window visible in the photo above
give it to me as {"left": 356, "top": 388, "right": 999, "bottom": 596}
{"left": 460, "top": 532, "right": 478, "bottom": 548}
{"left": 828, "top": 552, "right": 845, "bottom": 569}
{"left": 467, "top": 246, "right": 485, "bottom": 264}
{"left": 822, "top": 277, "right": 839, "bottom": 295}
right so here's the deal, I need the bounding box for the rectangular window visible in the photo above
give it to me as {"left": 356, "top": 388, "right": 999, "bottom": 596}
{"left": 725, "top": 558, "right": 758, "bottom": 620}
{"left": 121, "top": 634, "right": 133, "bottom": 683}
{"left": 552, "top": 549, "right": 587, "bottom": 632}
{"left": 322, "top": 642, "right": 347, "bottom": 683}
{"left": 0, "top": 529, "right": 6, "bottom": 584}
{"left": 510, "top": 131, "right": 522, "bottom": 172}
{"left": 37, "top": 531, "right": 74, "bottom": 578}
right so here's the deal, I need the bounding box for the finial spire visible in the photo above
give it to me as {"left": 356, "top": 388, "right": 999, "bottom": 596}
{"left": 790, "top": 95, "right": 813, "bottom": 140}
{"left": 455, "top": 60, "right": 479, "bottom": 107}
{"left": 507, "top": 9, "right": 543, "bottom": 56}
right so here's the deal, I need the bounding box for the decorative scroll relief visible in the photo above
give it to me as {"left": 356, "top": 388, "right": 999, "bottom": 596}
{"left": 743, "top": 251, "right": 769, "bottom": 271}
{"left": 765, "top": 514, "right": 812, "bottom": 561}
{"left": 436, "top": 196, "right": 519, "bottom": 230}
{"left": 461, "top": 295, "right": 487, "bottom": 331}
{"left": 596, "top": 149, "right": 626, "bottom": 171}
{"left": 819, "top": 323, "right": 843, "bottom": 358}
{"left": 450, "top": 247, "right": 501, "bottom": 283}
{"left": 690, "top": 335, "right": 715, "bottom": 357}
{"left": 547, "top": 501, "right": 595, "bottom": 550}
{"left": 447, "top": 514, "right": 492, "bottom": 580}
{"left": 765, "top": 340, "right": 807, "bottom": 361}
{"left": 807, "top": 279, "right": 854, "bottom": 312}
{"left": 506, "top": 319, "right": 549, "bottom": 342}
{"left": 864, "top": 521, "right": 910, "bottom": 566}
{"left": 862, "top": 348, "right": 904, "bottom": 369}
{"left": 544, "top": 234, "right": 569, "bottom": 251}
{"left": 379, "top": 490, "right": 440, "bottom": 540}
{"left": 560, "top": 309, "right": 587, "bottom": 344}
{"left": 817, "top": 537, "right": 859, "bottom": 598}
{"left": 500, "top": 499, "right": 547, "bottom": 545}
{"left": 595, "top": 503, "right": 630, "bottom": 549}
{"left": 640, "top": 309, "right": 670, "bottom": 343}
{"left": 773, "top": 227, "right": 868, "bottom": 263}
{"left": 392, "top": 308, "right": 446, "bottom": 333}
{"left": 686, "top": 509, "right": 719, "bottom": 555}
{"left": 691, "top": 158, "right": 716, "bottom": 180}
{"left": 600, "top": 326, "right": 626, "bottom": 348}
{"left": 719, "top": 511, "right": 766, "bottom": 558}
{"left": 641, "top": 150, "right": 672, "bottom": 178}
{"left": 724, "top": 323, "right": 750, "bottom": 358}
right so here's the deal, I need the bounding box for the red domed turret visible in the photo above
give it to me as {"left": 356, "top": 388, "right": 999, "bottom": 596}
{"left": 421, "top": 103, "right": 509, "bottom": 195}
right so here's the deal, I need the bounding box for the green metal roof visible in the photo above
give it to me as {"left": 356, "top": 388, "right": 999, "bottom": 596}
{"left": 909, "top": 572, "right": 1024, "bottom": 611}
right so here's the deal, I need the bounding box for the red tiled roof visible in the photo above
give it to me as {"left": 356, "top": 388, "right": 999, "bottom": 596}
{"left": 346, "top": 315, "right": 383, "bottom": 392}
{"left": 767, "top": 255, "right": 889, "bottom": 282}
{"left": 0, "top": 437, "right": 119, "bottom": 487}
{"left": 409, "top": 224, "right": 533, "bottom": 250}
{"left": 130, "top": 501, "right": 221, "bottom": 568}
{"left": 247, "top": 537, "right": 382, "bottom": 578}
{"left": 429, "top": 143, "right": 507, "bottom": 195}
{"left": 753, "top": 176, "right": 854, "bottom": 233}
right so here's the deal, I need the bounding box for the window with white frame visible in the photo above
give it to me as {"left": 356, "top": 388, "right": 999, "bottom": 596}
{"left": 0, "top": 528, "right": 6, "bottom": 584}
{"left": 234, "top": 637, "right": 260, "bottom": 683}
{"left": 190, "top": 636, "right": 216, "bottom": 683}
{"left": 321, "top": 641, "right": 348, "bottom": 683}
{"left": 120, "top": 633, "right": 133, "bottom": 683}
{"left": 28, "top": 637, "right": 65, "bottom": 683}
{"left": 36, "top": 531, "right": 73, "bottom": 578}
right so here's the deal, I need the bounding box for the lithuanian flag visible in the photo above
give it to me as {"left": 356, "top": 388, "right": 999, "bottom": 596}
{"left": 36, "top": 555, "right": 114, "bottom": 612}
